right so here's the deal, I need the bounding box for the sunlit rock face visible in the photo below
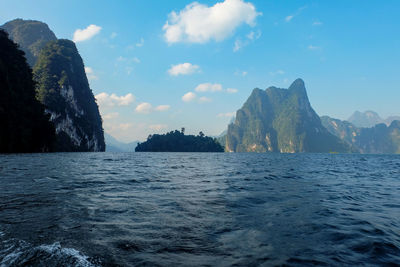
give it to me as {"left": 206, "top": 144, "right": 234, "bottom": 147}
{"left": 226, "top": 79, "right": 350, "bottom": 153}
{"left": 34, "top": 39, "right": 105, "bottom": 151}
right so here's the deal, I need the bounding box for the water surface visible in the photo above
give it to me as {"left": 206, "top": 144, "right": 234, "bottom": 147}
{"left": 0, "top": 153, "right": 399, "bottom": 266}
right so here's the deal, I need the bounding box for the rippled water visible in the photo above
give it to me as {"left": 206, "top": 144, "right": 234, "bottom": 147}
{"left": 0, "top": 153, "right": 399, "bottom": 266}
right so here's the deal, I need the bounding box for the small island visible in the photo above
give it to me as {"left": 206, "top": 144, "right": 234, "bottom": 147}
{"left": 135, "top": 128, "right": 224, "bottom": 152}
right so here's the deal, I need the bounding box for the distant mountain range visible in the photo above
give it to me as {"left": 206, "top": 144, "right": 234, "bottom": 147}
{"left": 104, "top": 133, "right": 138, "bottom": 152}
{"left": 221, "top": 79, "right": 400, "bottom": 154}
{"left": 1, "top": 19, "right": 105, "bottom": 152}
{"left": 347, "top": 110, "right": 400, "bottom": 128}
{"left": 321, "top": 116, "right": 400, "bottom": 154}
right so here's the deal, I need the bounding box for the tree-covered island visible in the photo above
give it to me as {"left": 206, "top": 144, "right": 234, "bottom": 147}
{"left": 135, "top": 128, "right": 224, "bottom": 152}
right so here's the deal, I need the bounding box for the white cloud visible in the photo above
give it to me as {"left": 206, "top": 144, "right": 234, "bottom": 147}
{"left": 85, "top": 67, "right": 98, "bottom": 81}
{"left": 269, "top": 70, "right": 285, "bottom": 76}
{"left": 308, "top": 45, "right": 321, "bottom": 50}
{"left": 95, "top": 93, "right": 135, "bottom": 108}
{"left": 233, "top": 30, "right": 261, "bottom": 51}
{"left": 246, "top": 30, "right": 261, "bottom": 40}
{"left": 110, "top": 32, "right": 117, "bottom": 39}
{"left": 313, "top": 21, "right": 323, "bottom": 26}
{"left": 195, "top": 83, "right": 222, "bottom": 92}
{"left": 217, "top": 112, "right": 236, "bottom": 118}
{"left": 163, "top": 0, "right": 261, "bottom": 44}
{"left": 199, "top": 96, "right": 212, "bottom": 103}
{"left": 285, "top": 15, "right": 294, "bottom": 22}
{"left": 285, "top": 6, "right": 307, "bottom": 23}
{"left": 126, "top": 38, "right": 144, "bottom": 50}
{"left": 233, "top": 39, "right": 243, "bottom": 52}
{"left": 155, "top": 105, "right": 171, "bottom": 111}
{"left": 149, "top": 124, "right": 168, "bottom": 131}
{"left": 103, "top": 112, "right": 119, "bottom": 120}
{"left": 135, "top": 102, "right": 153, "bottom": 114}
{"left": 134, "top": 103, "right": 170, "bottom": 114}
{"left": 73, "top": 24, "right": 102, "bottom": 42}
{"left": 182, "top": 92, "right": 196, "bottom": 102}
{"left": 226, "top": 88, "right": 238, "bottom": 93}
{"left": 117, "top": 56, "right": 140, "bottom": 64}
{"left": 168, "top": 63, "right": 200, "bottom": 76}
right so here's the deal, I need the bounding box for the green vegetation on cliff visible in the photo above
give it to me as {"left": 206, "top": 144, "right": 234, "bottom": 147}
{"left": 226, "top": 79, "right": 350, "bottom": 153}
{"left": 33, "top": 39, "right": 105, "bottom": 151}
{"left": 0, "top": 29, "right": 55, "bottom": 153}
{"left": 135, "top": 130, "right": 224, "bottom": 152}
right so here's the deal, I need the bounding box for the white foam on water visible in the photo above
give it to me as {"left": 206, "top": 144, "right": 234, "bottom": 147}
{"left": 0, "top": 238, "right": 98, "bottom": 267}
{"left": 37, "top": 242, "right": 96, "bottom": 267}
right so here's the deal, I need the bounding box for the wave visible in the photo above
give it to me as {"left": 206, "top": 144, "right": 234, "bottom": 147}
{"left": 0, "top": 233, "right": 98, "bottom": 267}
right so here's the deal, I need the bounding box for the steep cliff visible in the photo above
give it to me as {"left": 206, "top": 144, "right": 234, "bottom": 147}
{"left": 226, "top": 79, "right": 350, "bottom": 153}
{"left": 2, "top": 19, "right": 105, "bottom": 152}
{"left": 33, "top": 40, "right": 105, "bottom": 151}
{"left": 1, "top": 19, "right": 57, "bottom": 67}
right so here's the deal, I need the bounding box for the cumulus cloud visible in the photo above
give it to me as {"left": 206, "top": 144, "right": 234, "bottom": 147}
{"left": 155, "top": 105, "right": 171, "bottom": 111}
{"left": 226, "top": 88, "right": 238, "bottom": 93}
{"left": 195, "top": 83, "right": 222, "bottom": 92}
{"left": 217, "top": 112, "right": 236, "bottom": 118}
{"left": 182, "top": 92, "right": 196, "bottom": 102}
{"left": 84, "top": 67, "right": 98, "bottom": 81}
{"left": 73, "top": 24, "right": 102, "bottom": 42}
{"left": 95, "top": 93, "right": 135, "bottom": 108}
{"left": 168, "top": 63, "right": 200, "bottom": 76}
{"left": 163, "top": 0, "right": 261, "bottom": 44}
{"left": 103, "top": 112, "right": 119, "bottom": 120}
{"left": 149, "top": 124, "right": 168, "bottom": 131}
{"left": 135, "top": 103, "right": 170, "bottom": 113}
{"left": 313, "top": 21, "right": 323, "bottom": 26}
{"left": 135, "top": 102, "right": 153, "bottom": 114}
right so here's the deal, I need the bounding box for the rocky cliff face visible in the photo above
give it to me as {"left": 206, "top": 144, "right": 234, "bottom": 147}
{"left": 322, "top": 116, "right": 400, "bottom": 154}
{"left": 1, "top": 19, "right": 57, "bottom": 67}
{"left": 226, "top": 79, "right": 350, "bottom": 153}
{"left": 2, "top": 19, "right": 105, "bottom": 152}
{"left": 33, "top": 40, "right": 105, "bottom": 151}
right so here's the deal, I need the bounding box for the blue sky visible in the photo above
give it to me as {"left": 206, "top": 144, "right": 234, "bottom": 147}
{"left": 1, "top": 0, "right": 399, "bottom": 142}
